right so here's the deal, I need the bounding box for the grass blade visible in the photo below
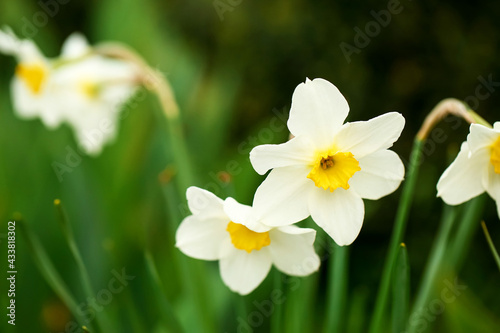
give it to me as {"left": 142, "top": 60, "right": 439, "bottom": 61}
{"left": 144, "top": 251, "right": 184, "bottom": 333}
{"left": 407, "top": 205, "right": 457, "bottom": 333}
{"left": 54, "top": 199, "right": 113, "bottom": 333}
{"left": 392, "top": 243, "right": 409, "bottom": 333}
{"left": 447, "top": 195, "right": 487, "bottom": 270}
{"left": 481, "top": 221, "right": 500, "bottom": 272}
{"left": 18, "top": 217, "right": 94, "bottom": 331}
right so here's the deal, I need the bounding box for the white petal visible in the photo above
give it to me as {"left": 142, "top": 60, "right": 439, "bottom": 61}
{"left": 223, "top": 198, "right": 270, "bottom": 233}
{"left": 0, "top": 27, "right": 44, "bottom": 61}
{"left": 484, "top": 166, "right": 500, "bottom": 218}
{"left": 250, "top": 136, "right": 314, "bottom": 175}
{"left": 61, "top": 33, "right": 90, "bottom": 59}
{"left": 72, "top": 121, "right": 117, "bottom": 156}
{"left": 253, "top": 166, "right": 313, "bottom": 227}
{"left": 10, "top": 77, "right": 40, "bottom": 119}
{"left": 334, "top": 112, "right": 405, "bottom": 158}
{"left": 268, "top": 226, "right": 320, "bottom": 276}
{"left": 219, "top": 246, "right": 272, "bottom": 295}
{"left": 349, "top": 150, "right": 405, "bottom": 200}
{"left": 175, "top": 215, "right": 229, "bottom": 260}
{"left": 308, "top": 188, "right": 364, "bottom": 246}
{"left": 186, "top": 186, "right": 226, "bottom": 217}
{"left": 467, "top": 123, "right": 499, "bottom": 154}
{"left": 0, "top": 27, "right": 20, "bottom": 55}
{"left": 437, "top": 142, "right": 488, "bottom": 205}
{"left": 287, "top": 78, "right": 349, "bottom": 150}
{"left": 494, "top": 122, "right": 500, "bottom": 131}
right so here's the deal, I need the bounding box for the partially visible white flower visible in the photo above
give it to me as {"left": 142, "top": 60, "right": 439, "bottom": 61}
{"left": 175, "top": 186, "right": 320, "bottom": 295}
{"left": 0, "top": 27, "right": 55, "bottom": 125}
{"left": 437, "top": 122, "right": 500, "bottom": 217}
{"left": 0, "top": 27, "right": 140, "bottom": 155}
{"left": 250, "top": 78, "right": 405, "bottom": 246}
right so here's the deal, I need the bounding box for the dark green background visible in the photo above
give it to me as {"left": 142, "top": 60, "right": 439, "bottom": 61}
{"left": 0, "top": 0, "right": 499, "bottom": 332}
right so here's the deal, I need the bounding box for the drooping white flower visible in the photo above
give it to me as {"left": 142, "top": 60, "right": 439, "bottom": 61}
{"left": 250, "top": 78, "right": 405, "bottom": 246}
{"left": 0, "top": 27, "right": 140, "bottom": 155}
{"left": 175, "top": 186, "right": 320, "bottom": 295}
{"left": 437, "top": 122, "right": 500, "bottom": 217}
{"left": 50, "top": 34, "right": 139, "bottom": 155}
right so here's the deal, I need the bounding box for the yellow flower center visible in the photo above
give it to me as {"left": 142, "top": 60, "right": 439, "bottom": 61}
{"left": 79, "top": 80, "right": 100, "bottom": 99}
{"left": 307, "top": 150, "right": 361, "bottom": 192}
{"left": 491, "top": 135, "right": 500, "bottom": 174}
{"left": 15, "top": 63, "right": 48, "bottom": 94}
{"left": 226, "top": 222, "right": 271, "bottom": 253}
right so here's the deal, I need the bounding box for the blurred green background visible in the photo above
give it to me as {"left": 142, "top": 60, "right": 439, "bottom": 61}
{"left": 0, "top": 0, "right": 499, "bottom": 332}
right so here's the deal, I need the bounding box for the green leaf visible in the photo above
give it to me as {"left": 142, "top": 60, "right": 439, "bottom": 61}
{"left": 392, "top": 243, "right": 410, "bottom": 333}
{"left": 370, "top": 138, "right": 424, "bottom": 333}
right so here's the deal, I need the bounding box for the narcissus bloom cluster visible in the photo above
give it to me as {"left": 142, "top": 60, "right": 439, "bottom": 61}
{"left": 0, "top": 27, "right": 139, "bottom": 155}
{"left": 176, "top": 78, "right": 406, "bottom": 294}
{"left": 438, "top": 122, "right": 500, "bottom": 217}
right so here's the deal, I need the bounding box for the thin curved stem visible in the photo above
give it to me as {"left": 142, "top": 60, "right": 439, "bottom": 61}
{"left": 416, "top": 98, "right": 475, "bottom": 140}
{"left": 94, "top": 42, "right": 195, "bottom": 194}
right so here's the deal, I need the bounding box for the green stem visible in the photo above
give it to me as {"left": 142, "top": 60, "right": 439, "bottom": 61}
{"left": 325, "top": 243, "right": 349, "bottom": 333}
{"left": 54, "top": 199, "right": 112, "bottom": 333}
{"left": 481, "top": 221, "right": 500, "bottom": 272}
{"left": 164, "top": 114, "right": 197, "bottom": 196}
{"left": 369, "top": 138, "right": 424, "bottom": 333}
{"left": 271, "top": 269, "right": 284, "bottom": 333}
{"left": 392, "top": 243, "right": 410, "bottom": 333}
{"left": 407, "top": 205, "right": 457, "bottom": 333}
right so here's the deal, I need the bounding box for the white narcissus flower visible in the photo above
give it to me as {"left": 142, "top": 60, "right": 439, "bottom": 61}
{"left": 437, "top": 122, "right": 500, "bottom": 217}
{"left": 175, "top": 186, "right": 320, "bottom": 295}
{"left": 0, "top": 27, "right": 140, "bottom": 155}
{"left": 0, "top": 27, "right": 57, "bottom": 126}
{"left": 51, "top": 34, "right": 139, "bottom": 155}
{"left": 250, "top": 78, "right": 405, "bottom": 246}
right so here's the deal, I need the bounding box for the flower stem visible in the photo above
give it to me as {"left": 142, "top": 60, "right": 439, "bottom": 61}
{"left": 481, "top": 221, "right": 500, "bottom": 272}
{"left": 407, "top": 205, "right": 457, "bottom": 333}
{"left": 271, "top": 269, "right": 284, "bottom": 333}
{"left": 416, "top": 98, "right": 475, "bottom": 140}
{"left": 369, "top": 138, "right": 423, "bottom": 333}
{"left": 94, "top": 42, "right": 196, "bottom": 196}
{"left": 392, "top": 243, "right": 410, "bottom": 333}
{"left": 324, "top": 243, "right": 349, "bottom": 333}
